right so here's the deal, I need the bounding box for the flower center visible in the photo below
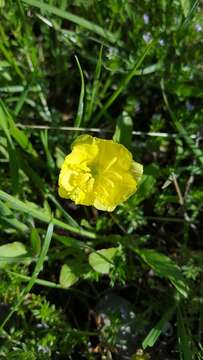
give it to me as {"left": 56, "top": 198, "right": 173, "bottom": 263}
{"left": 90, "top": 164, "right": 99, "bottom": 178}
{"left": 90, "top": 156, "right": 118, "bottom": 178}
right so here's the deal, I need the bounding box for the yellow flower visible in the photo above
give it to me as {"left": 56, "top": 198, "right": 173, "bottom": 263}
{"left": 58, "top": 135, "right": 143, "bottom": 212}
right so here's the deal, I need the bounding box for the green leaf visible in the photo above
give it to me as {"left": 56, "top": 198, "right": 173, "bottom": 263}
{"left": 0, "top": 241, "right": 27, "bottom": 268}
{"left": 89, "top": 247, "right": 117, "bottom": 274}
{"left": 113, "top": 111, "right": 133, "bottom": 150}
{"left": 0, "top": 0, "right": 5, "bottom": 7}
{"left": 59, "top": 264, "right": 79, "bottom": 288}
{"left": 0, "top": 241, "right": 27, "bottom": 257}
{"left": 136, "top": 249, "right": 189, "bottom": 298}
{"left": 180, "top": 0, "right": 191, "bottom": 17}
{"left": 30, "top": 227, "right": 41, "bottom": 255}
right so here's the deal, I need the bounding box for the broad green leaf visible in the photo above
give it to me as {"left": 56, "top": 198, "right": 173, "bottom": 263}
{"left": 89, "top": 247, "right": 117, "bottom": 274}
{"left": 113, "top": 111, "right": 133, "bottom": 150}
{"left": 0, "top": 241, "right": 27, "bottom": 257}
{"left": 30, "top": 227, "right": 41, "bottom": 255}
{"left": 59, "top": 264, "right": 79, "bottom": 288}
{"left": 136, "top": 249, "right": 189, "bottom": 298}
{"left": 0, "top": 241, "right": 27, "bottom": 268}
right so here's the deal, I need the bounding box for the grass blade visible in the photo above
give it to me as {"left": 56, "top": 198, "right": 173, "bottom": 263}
{"left": 0, "top": 200, "right": 28, "bottom": 232}
{"left": 180, "top": 0, "right": 199, "bottom": 30}
{"left": 85, "top": 45, "right": 103, "bottom": 123}
{"left": 0, "top": 190, "right": 96, "bottom": 239}
{"left": 94, "top": 40, "right": 154, "bottom": 123}
{"left": 74, "top": 56, "right": 85, "bottom": 128}
{"left": 47, "top": 193, "right": 80, "bottom": 229}
{"left": 6, "top": 138, "right": 19, "bottom": 194}
{"left": 0, "top": 100, "right": 37, "bottom": 157}
{"left": 177, "top": 306, "right": 193, "bottom": 360}
{"left": 8, "top": 271, "right": 63, "bottom": 289}
{"left": 21, "top": 0, "right": 117, "bottom": 43}
{"left": 0, "top": 26, "right": 24, "bottom": 80}
{"left": 14, "top": 83, "right": 31, "bottom": 116}
{"left": 142, "top": 304, "right": 176, "bottom": 349}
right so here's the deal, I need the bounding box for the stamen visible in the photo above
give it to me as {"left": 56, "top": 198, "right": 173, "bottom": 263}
{"left": 103, "top": 157, "right": 117, "bottom": 173}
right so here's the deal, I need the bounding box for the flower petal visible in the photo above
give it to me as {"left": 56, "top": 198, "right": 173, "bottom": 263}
{"left": 58, "top": 135, "right": 143, "bottom": 211}
{"left": 131, "top": 161, "right": 143, "bottom": 182}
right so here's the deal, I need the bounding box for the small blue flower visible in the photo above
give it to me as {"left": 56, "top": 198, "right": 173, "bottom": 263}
{"left": 143, "top": 14, "right": 149, "bottom": 24}
{"left": 195, "top": 24, "right": 202, "bottom": 32}
{"left": 159, "top": 39, "right": 165, "bottom": 46}
{"left": 143, "top": 32, "right": 152, "bottom": 43}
